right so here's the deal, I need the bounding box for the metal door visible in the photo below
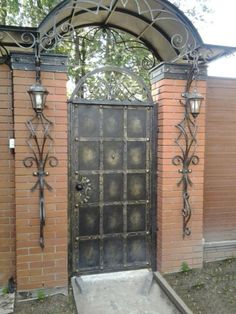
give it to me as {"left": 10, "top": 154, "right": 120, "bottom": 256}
{"left": 69, "top": 67, "right": 156, "bottom": 275}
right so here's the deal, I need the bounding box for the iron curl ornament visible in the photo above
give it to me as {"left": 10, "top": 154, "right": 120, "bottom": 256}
{"left": 23, "top": 105, "right": 58, "bottom": 249}
{"left": 172, "top": 50, "right": 204, "bottom": 238}
{"left": 0, "top": 42, "right": 10, "bottom": 64}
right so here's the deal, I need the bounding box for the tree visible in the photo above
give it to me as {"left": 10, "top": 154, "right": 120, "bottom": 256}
{"left": 59, "top": 27, "right": 156, "bottom": 86}
{"left": 20, "top": 0, "right": 60, "bottom": 27}
{"left": 0, "top": 0, "right": 20, "bottom": 25}
{"left": 0, "top": 0, "right": 60, "bottom": 26}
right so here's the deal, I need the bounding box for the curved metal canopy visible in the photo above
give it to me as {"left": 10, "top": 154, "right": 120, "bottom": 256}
{"left": 0, "top": 0, "right": 235, "bottom": 63}
{"left": 38, "top": 0, "right": 203, "bottom": 63}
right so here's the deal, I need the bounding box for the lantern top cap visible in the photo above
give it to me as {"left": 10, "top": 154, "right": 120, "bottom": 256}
{"left": 183, "top": 90, "right": 204, "bottom": 100}
{"left": 28, "top": 81, "right": 49, "bottom": 94}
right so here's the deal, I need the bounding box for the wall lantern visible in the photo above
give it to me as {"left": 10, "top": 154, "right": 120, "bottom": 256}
{"left": 28, "top": 81, "right": 49, "bottom": 114}
{"left": 183, "top": 90, "right": 204, "bottom": 119}
{"left": 172, "top": 51, "right": 204, "bottom": 238}
{"left": 23, "top": 49, "right": 58, "bottom": 249}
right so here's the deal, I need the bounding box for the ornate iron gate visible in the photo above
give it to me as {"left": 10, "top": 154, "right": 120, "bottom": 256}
{"left": 69, "top": 67, "right": 156, "bottom": 275}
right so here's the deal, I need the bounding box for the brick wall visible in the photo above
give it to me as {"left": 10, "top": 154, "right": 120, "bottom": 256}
{"left": 13, "top": 69, "right": 68, "bottom": 291}
{"left": 151, "top": 64, "right": 207, "bottom": 273}
{"left": 2, "top": 58, "right": 225, "bottom": 287}
{"left": 0, "top": 64, "right": 15, "bottom": 287}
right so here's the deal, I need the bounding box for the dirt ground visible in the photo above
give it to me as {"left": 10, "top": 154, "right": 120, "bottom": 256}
{"left": 14, "top": 290, "right": 77, "bottom": 314}
{"left": 164, "top": 258, "right": 236, "bottom": 314}
{"left": 13, "top": 259, "right": 236, "bottom": 314}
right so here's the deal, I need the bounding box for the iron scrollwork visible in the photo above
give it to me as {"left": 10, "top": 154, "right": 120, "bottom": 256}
{"left": 0, "top": 0, "right": 200, "bottom": 63}
{"left": 23, "top": 113, "right": 58, "bottom": 249}
{"left": 71, "top": 66, "right": 153, "bottom": 103}
{"left": 172, "top": 50, "right": 202, "bottom": 238}
{"left": 0, "top": 43, "right": 9, "bottom": 64}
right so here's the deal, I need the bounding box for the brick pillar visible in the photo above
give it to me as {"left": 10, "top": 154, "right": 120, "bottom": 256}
{"left": 150, "top": 63, "right": 207, "bottom": 273}
{"left": 12, "top": 54, "right": 69, "bottom": 291}
{"left": 0, "top": 64, "right": 15, "bottom": 286}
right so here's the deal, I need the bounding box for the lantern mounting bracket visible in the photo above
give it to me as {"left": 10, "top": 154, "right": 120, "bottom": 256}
{"left": 34, "top": 38, "right": 41, "bottom": 83}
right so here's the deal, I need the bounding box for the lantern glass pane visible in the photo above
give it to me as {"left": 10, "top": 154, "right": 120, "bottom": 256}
{"left": 35, "top": 93, "right": 43, "bottom": 108}
{"left": 190, "top": 99, "right": 200, "bottom": 114}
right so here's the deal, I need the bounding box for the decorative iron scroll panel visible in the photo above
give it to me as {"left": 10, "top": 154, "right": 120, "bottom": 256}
{"left": 70, "top": 102, "right": 154, "bottom": 274}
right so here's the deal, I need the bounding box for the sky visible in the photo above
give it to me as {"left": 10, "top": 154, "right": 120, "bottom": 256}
{"left": 196, "top": 0, "right": 236, "bottom": 78}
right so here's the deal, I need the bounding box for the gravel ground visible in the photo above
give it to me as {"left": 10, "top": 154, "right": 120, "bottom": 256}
{"left": 164, "top": 258, "right": 236, "bottom": 314}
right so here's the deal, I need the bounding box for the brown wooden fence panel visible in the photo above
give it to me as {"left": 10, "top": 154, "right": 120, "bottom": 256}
{"left": 204, "top": 77, "right": 236, "bottom": 242}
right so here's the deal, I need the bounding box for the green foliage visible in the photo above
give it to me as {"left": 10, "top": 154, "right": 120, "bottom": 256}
{"left": 37, "top": 289, "right": 46, "bottom": 301}
{"left": 55, "top": 27, "right": 156, "bottom": 89}
{"left": 20, "top": 0, "right": 60, "bottom": 26}
{"left": 0, "top": 0, "right": 20, "bottom": 25}
{"left": 2, "top": 287, "right": 9, "bottom": 294}
{"left": 181, "top": 261, "right": 192, "bottom": 273}
{"left": 0, "top": 0, "right": 61, "bottom": 26}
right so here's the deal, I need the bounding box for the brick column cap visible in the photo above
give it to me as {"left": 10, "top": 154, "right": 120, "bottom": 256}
{"left": 150, "top": 62, "right": 208, "bottom": 84}
{"left": 10, "top": 52, "right": 68, "bottom": 72}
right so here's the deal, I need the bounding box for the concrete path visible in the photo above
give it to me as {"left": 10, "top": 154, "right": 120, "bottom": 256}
{"left": 0, "top": 292, "right": 15, "bottom": 314}
{"left": 72, "top": 269, "right": 180, "bottom": 314}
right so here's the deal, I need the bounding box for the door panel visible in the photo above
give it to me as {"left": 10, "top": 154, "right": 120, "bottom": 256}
{"left": 127, "top": 174, "right": 146, "bottom": 201}
{"left": 127, "top": 142, "right": 146, "bottom": 169}
{"left": 71, "top": 103, "right": 154, "bottom": 274}
{"left": 103, "top": 205, "right": 123, "bottom": 234}
{"left": 103, "top": 141, "right": 123, "bottom": 170}
{"left": 127, "top": 205, "right": 146, "bottom": 232}
{"left": 103, "top": 173, "right": 124, "bottom": 202}
{"left": 79, "top": 206, "right": 100, "bottom": 236}
{"left": 78, "top": 142, "right": 100, "bottom": 170}
{"left": 103, "top": 109, "right": 124, "bottom": 137}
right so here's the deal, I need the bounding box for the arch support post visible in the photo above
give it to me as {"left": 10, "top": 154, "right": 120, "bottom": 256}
{"left": 150, "top": 62, "right": 207, "bottom": 273}
{"left": 12, "top": 53, "right": 69, "bottom": 291}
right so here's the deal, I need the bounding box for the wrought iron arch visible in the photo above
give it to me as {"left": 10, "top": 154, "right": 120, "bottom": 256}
{"left": 69, "top": 66, "right": 154, "bottom": 104}
{"left": 38, "top": 0, "right": 203, "bottom": 62}
{"left": 72, "top": 23, "right": 162, "bottom": 62}
{"left": 0, "top": 0, "right": 234, "bottom": 65}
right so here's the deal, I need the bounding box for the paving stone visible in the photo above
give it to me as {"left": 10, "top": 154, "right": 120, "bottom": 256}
{"left": 72, "top": 270, "right": 180, "bottom": 314}
{"left": 0, "top": 292, "right": 15, "bottom": 314}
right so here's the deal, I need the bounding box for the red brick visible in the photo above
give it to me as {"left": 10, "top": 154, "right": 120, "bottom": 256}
{"left": 152, "top": 69, "right": 206, "bottom": 273}
{"left": 12, "top": 68, "right": 68, "bottom": 290}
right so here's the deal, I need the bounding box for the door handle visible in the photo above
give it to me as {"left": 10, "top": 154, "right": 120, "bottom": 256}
{"left": 76, "top": 183, "right": 84, "bottom": 191}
